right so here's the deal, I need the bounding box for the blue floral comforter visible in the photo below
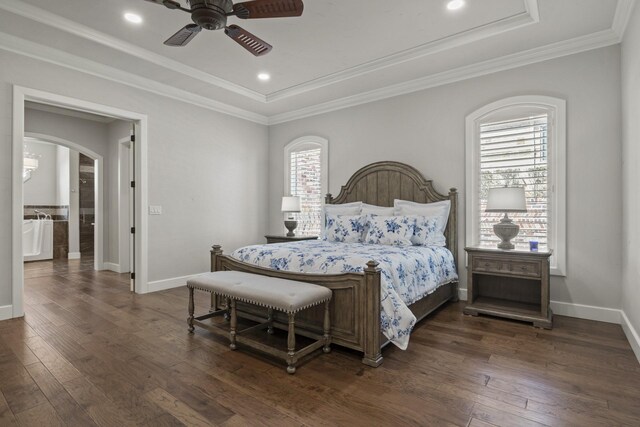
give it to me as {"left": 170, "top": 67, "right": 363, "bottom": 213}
{"left": 231, "top": 240, "right": 458, "bottom": 350}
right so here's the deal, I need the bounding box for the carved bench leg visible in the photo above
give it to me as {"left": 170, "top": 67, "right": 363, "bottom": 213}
{"left": 323, "top": 301, "right": 331, "bottom": 354}
{"left": 229, "top": 299, "right": 237, "bottom": 350}
{"left": 287, "top": 312, "right": 296, "bottom": 374}
{"left": 187, "top": 286, "right": 195, "bottom": 333}
{"left": 225, "top": 297, "right": 231, "bottom": 321}
{"left": 267, "top": 308, "right": 274, "bottom": 335}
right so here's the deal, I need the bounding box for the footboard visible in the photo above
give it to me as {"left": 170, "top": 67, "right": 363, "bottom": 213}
{"left": 210, "top": 245, "right": 383, "bottom": 366}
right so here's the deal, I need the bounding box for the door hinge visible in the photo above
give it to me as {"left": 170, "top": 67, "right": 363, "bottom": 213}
{"left": 130, "top": 227, "right": 135, "bottom": 234}
{"left": 130, "top": 181, "right": 135, "bottom": 188}
{"left": 130, "top": 272, "right": 135, "bottom": 280}
{"left": 130, "top": 134, "right": 135, "bottom": 142}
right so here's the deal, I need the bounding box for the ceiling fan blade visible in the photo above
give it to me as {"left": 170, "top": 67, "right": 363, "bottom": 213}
{"left": 164, "top": 24, "right": 202, "bottom": 46}
{"left": 224, "top": 25, "right": 272, "bottom": 56}
{"left": 232, "top": 0, "right": 303, "bottom": 19}
{"left": 144, "top": 0, "right": 189, "bottom": 11}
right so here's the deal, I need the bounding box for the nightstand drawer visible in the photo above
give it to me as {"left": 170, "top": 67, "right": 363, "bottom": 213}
{"left": 508, "top": 260, "right": 541, "bottom": 278}
{"left": 473, "top": 257, "right": 502, "bottom": 273}
{"left": 472, "top": 257, "right": 541, "bottom": 278}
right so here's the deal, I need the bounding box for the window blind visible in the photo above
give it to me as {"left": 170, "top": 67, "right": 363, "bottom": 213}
{"left": 479, "top": 114, "right": 548, "bottom": 248}
{"left": 290, "top": 147, "right": 322, "bottom": 235}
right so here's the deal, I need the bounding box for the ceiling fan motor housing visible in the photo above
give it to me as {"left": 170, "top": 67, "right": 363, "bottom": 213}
{"left": 189, "top": 0, "right": 232, "bottom": 30}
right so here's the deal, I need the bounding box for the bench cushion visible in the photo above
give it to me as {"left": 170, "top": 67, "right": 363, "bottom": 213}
{"left": 187, "top": 271, "right": 332, "bottom": 313}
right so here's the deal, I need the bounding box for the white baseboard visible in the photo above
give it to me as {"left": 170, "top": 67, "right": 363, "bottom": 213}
{"left": 147, "top": 273, "right": 207, "bottom": 293}
{"left": 103, "top": 262, "right": 121, "bottom": 273}
{"left": 68, "top": 252, "right": 81, "bottom": 260}
{"left": 550, "top": 300, "right": 622, "bottom": 324}
{"left": 0, "top": 305, "right": 13, "bottom": 321}
{"left": 621, "top": 310, "right": 640, "bottom": 364}
{"left": 458, "top": 288, "right": 468, "bottom": 301}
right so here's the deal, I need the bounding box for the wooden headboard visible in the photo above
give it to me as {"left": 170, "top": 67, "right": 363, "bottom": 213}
{"left": 325, "top": 161, "right": 458, "bottom": 269}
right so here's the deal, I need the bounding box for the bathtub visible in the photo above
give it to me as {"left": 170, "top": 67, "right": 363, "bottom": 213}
{"left": 23, "top": 219, "right": 53, "bottom": 261}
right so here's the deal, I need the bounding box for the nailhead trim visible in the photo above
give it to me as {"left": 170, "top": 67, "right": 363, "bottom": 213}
{"left": 187, "top": 283, "right": 331, "bottom": 314}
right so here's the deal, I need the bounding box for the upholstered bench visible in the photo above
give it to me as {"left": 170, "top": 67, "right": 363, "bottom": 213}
{"left": 187, "top": 271, "right": 332, "bottom": 374}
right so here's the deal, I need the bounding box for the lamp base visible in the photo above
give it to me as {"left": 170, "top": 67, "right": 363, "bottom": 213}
{"left": 284, "top": 220, "right": 298, "bottom": 237}
{"left": 493, "top": 214, "right": 520, "bottom": 250}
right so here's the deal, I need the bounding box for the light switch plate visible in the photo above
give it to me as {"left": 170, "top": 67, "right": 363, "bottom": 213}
{"left": 149, "top": 205, "right": 162, "bottom": 215}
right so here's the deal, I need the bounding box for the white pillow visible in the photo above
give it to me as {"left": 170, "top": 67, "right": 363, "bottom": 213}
{"left": 322, "top": 202, "right": 362, "bottom": 237}
{"left": 410, "top": 215, "right": 443, "bottom": 247}
{"left": 364, "top": 215, "right": 413, "bottom": 246}
{"left": 394, "top": 199, "right": 450, "bottom": 247}
{"left": 361, "top": 203, "right": 395, "bottom": 216}
{"left": 323, "top": 214, "right": 366, "bottom": 243}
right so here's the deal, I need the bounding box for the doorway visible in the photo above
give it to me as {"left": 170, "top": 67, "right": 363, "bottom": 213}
{"left": 12, "top": 86, "right": 149, "bottom": 319}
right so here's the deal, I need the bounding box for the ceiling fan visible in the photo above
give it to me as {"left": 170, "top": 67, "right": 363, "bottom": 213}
{"left": 144, "top": 0, "right": 304, "bottom": 56}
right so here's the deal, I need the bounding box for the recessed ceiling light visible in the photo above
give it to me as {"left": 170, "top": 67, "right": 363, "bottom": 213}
{"left": 124, "top": 12, "right": 143, "bottom": 24}
{"left": 257, "top": 73, "right": 271, "bottom": 81}
{"left": 446, "top": 0, "right": 465, "bottom": 11}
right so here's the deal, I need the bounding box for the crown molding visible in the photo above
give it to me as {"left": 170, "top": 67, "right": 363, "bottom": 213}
{"left": 0, "top": 32, "right": 269, "bottom": 125}
{"left": 612, "top": 0, "right": 637, "bottom": 39}
{"left": 267, "top": 29, "right": 621, "bottom": 125}
{"left": 265, "top": 0, "right": 540, "bottom": 103}
{"left": 0, "top": 0, "right": 539, "bottom": 104}
{"left": 0, "top": 0, "right": 266, "bottom": 102}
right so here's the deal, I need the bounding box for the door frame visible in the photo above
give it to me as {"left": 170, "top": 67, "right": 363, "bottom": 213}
{"left": 23, "top": 134, "right": 103, "bottom": 272}
{"left": 12, "top": 85, "right": 150, "bottom": 318}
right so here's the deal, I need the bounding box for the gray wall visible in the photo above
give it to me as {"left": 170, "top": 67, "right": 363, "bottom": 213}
{"left": 622, "top": 5, "right": 640, "bottom": 335}
{"left": 269, "top": 46, "right": 623, "bottom": 310}
{"left": 0, "top": 49, "right": 269, "bottom": 306}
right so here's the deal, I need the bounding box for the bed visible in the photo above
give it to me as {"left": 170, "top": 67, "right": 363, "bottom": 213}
{"left": 210, "top": 161, "right": 459, "bottom": 367}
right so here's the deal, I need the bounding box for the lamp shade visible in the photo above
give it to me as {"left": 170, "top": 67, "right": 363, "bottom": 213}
{"left": 486, "top": 187, "right": 527, "bottom": 212}
{"left": 281, "top": 196, "right": 301, "bottom": 212}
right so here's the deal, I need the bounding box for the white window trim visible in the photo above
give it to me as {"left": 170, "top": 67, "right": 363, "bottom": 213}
{"left": 465, "top": 95, "right": 566, "bottom": 276}
{"left": 284, "top": 135, "right": 329, "bottom": 196}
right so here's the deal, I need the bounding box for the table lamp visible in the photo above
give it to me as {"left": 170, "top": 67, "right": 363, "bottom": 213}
{"left": 485, "top": 187, "right": 527, "bottom": 250}
{"left": 281, "top": 196, "right": 301, "bottom": 237}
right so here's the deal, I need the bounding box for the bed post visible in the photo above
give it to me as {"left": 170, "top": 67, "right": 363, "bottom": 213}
{"left": 362, "top": 260, "right": 383, "bottom": 367}
{"left": 210, "top": 245, "right": 223, "bottom": 312}
{"left": 325, "top": 193, "right": 333, "bottom": 204}
{"left": 211, "top": 245, "right": 223, "bottom": 272}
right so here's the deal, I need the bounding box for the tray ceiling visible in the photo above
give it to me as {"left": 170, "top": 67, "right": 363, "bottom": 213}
{"left": 0, "top": 0, "right": 630, "bottom": 123}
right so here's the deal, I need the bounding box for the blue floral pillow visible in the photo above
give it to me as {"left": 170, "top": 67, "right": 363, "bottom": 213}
{"left": 323, "top": 214, "right": 366, "bottom": 243}
{"left": 364, "top": 215, "right": 413, "bottom": 246}
{"left": 411, "top": 215, "right": 445, "bottom": 246}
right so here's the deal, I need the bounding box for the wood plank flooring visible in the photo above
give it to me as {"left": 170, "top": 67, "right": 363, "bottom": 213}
{"left": 1, "top": 259, "right": 638, "bottom": 426}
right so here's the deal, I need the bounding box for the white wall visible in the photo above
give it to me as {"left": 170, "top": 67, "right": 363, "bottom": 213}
{"left": 56, "top": 145, "right": 70, "bottom": 206}
{"left": 622, "top": 5, "right": 640, "bottom": 340}
{"left": 23, "top": 140, "right": 58, "bottom": 206}
{"left": 269, "top": 46, "right": 623, "bottom": 311}
{"left": 0, "top": 49, "right": 269, "bottom": 306}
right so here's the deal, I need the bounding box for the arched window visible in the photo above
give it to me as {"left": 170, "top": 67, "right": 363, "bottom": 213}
{"left": 466, "top": 96, "right": 566, "bottom": 275}
{"left": 284, "top": 136, "right": 328, "bottom": 236}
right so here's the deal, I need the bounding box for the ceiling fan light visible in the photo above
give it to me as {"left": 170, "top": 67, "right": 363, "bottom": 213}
{"left": 124, "top": 12, "right": 143, "bottom": 24}
{"left": 446, "top": 0, "right": 465, "bottom": 11}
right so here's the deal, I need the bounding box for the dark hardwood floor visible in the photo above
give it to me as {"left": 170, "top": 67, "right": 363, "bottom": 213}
{"left": 1, "top": 260, "right": 638, "bottom": 426}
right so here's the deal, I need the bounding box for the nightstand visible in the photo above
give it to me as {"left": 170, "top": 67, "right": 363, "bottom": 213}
{"left": 265, "top": 235, "right": 319, "bottom": 244}
{"left": 464, "top": 246, "right": 553, "bottom": 328}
